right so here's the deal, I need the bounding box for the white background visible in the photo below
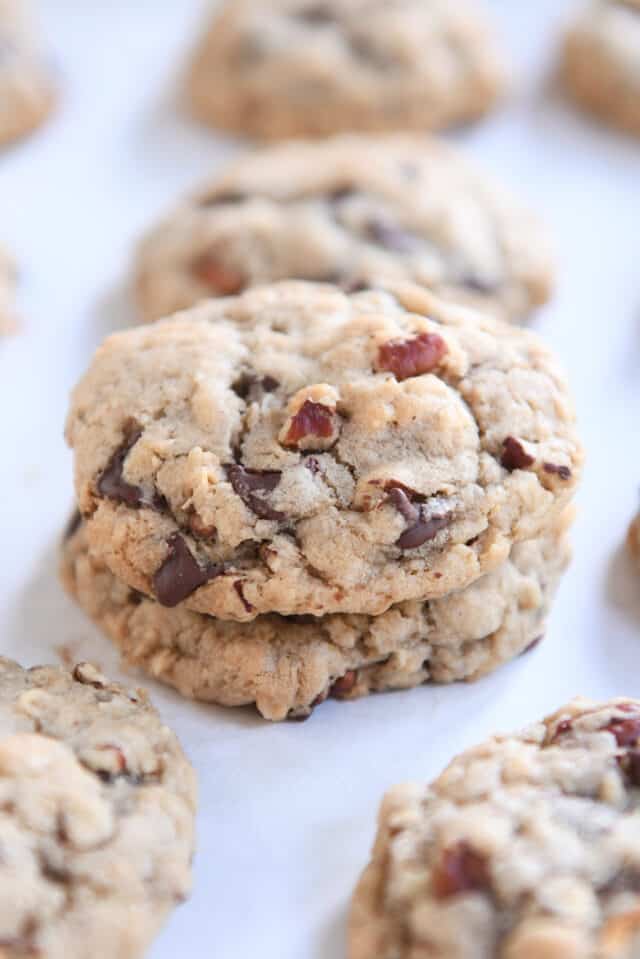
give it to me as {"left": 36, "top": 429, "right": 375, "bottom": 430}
{"left": 1, "top": 2, "right": 639, "bottom": 956}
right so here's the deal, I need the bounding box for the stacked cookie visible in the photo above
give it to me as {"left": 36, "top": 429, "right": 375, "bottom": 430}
{"left": 62, "top": 280, "right": 582, "bottom": 720}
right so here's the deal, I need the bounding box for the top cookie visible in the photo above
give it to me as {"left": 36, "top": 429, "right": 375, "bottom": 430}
{"left": 349, "top": 697, "right": 640, "bottom": 959}
{"left": 562, "top": 0, "right": 640, "bottom": 136}
{"left": 186, "top": 0, "right": 505, "bottom": 139}
{"left": 135, "top": 135, "right": 553, "bottom": 324}
{"left": 0, "top": 0, "right": 55, "bottom": 145}
{"left": 67, "top": 281, "right": 582, "bottom": 621}
{"left": 0, "top": 656, "right": 196, "bottom": 959}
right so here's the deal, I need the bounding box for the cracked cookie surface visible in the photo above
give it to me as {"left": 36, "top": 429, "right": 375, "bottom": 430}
{"left": 67, "top": 281, "right": 582, "bottom": 621}
{"left": 136, "top": 134, "right": 553, "bottom": 324}
{"left": 0, "top": 656, "right": 196, "bottom": 959}
{"left": 60, "top": 515, "right": 570, "bottom": 722}
{"left": 562, "top": 0, "right": 640, "bottom": 136}
{"left": 186, "top": 0, "right": 505, "bottom": 139}
{"left": 350, "top": 696, "right": 640, "bottom": 959}
{"left": 0, "top": 0, "right": 55, "bottom": 145}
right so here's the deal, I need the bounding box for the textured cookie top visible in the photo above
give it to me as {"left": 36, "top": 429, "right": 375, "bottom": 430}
{"left": 136, "top": 135, "right": 553, "bottom": 324}
{"left": 349, "top": 697, "right": 640, "bottom": 959}
{"left": 0, "top": 657, "right": 196, "bottom": 959}
{"left": 61, "top": 515, "right": 571, "bottom": 721}
{"left": 0, "top": 0, "right": 55, "bottom": 145}
{"left": 67, "top": 281, "right": 582, "bottom": 621}
{"left": 0, "top": 245, "right": 17, "bottom": 334}
{"left": 186, "top": 0, "right": 505, "bottom": 139}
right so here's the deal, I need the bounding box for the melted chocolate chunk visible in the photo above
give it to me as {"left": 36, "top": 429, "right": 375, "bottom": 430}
{"left": 282, "top": 399, "right": 336, "bottom": 447}
{"left": 364, "top": 217, "right": 419, "bottom": 253}
{"left": 226, "top": 465, "right": 284, "bottom": 521}
{"left": 432, "top": 843, "right": 490, "bottom": 899}
{"left": 501, "top": 436, "right": 535, "bottom": 472}
{"left": 97, "top": 422, "right": 145, "bottom": 507}
{"left": 386, "top": 484, "right": 450, "bottom": 550}
{"left": 377, "top": 332, "right": 447, "bottom": 381}
{"left": 329, "top": 185, "right": 356, "bottom": 203}
{"left": 543, "top": 462, "right": 572, "bottom": 481}
{"left": 396, "top": 513, "right": 449, "bottom": 550}
{"left": 153, "top": 533, "right": 222, "bottom": 607}
{"left": 233, "top": 579, "right": 255, "bottom": 613}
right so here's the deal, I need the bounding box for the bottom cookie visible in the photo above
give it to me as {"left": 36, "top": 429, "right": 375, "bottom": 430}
{"left": 0, "top": 656, "right": 196, "bottom": 959}
{"left": 349, "top": 697, "right": 640, "bottom": 959}
{"left": 61, "top": 516, "right": 571, "bottom": 722}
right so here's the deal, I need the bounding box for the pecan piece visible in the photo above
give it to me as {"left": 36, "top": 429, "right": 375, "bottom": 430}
{"left": 376, "top": 332, "right": 447, "bottom": 381}
{"left": 192, "top": 251, "right": 245, "bottom": 295}
{"left": 432, "top": 842, "right": 490, "bottom": 899}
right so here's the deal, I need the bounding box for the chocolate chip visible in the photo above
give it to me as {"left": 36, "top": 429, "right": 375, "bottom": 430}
{"left": 282, "top": 399, "right": 336, "bottom": 448}
{"left": 330, "top": 670, "right": 358, "bottom": 699}
{"left": 386, "top": 484, "right": 449, "bottom": 549}
{"left": 305, "top": 456, "right": 321, "bottom": 474}
{"left": 191, "top": 252, "right": 246, "bottom": 296}
{"left": 63, "top": 509, "right": 82, "bottom": 542}
{"left": 396, "top": 513, "right": 449, "bottom": 550}
{"left": 364, "top": 217, "right": 419, "bottom": 254}
{"left": 226, "top": 465, "right": 284, "bottom": 521}
{"left": 97, "top": 421, "right": 144, "bottom": 507}
{"left": 432, "top": 843, "right": 490, "bottom": 899}
{"left": 297, "top": 4, "right": 334, "bottom": 24}
{"left": 376, "top": 332, "right": 447, "bottom": 381}
{"left": 543, "top": 462, "right": 572, "bottom": 481}
{"left": 233, "top": 579, "right": 254, "bottom": 613}
{"left": 153, "top": 533, "right": 222, "bottom": 607}
{"left": 501, "top": 436, "right": 535, "bottom": 472}
{"left": 231, "top": 372, "right": 280, "bottom": 402}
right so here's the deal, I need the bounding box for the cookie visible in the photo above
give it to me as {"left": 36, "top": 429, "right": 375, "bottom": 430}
{"left": 628, "top": 510, "right": 640, "bottom": 565}
{"left": 66, "top": 281, "right": 582, "bottom": 622}
{"left": 135, "top": 135, "right": 553, "bottom": 324}
{"left": 0, "top": 244, "right": 17, "bottom": 334}
{"left": 562, "top": 0, "right": 640, "bottom": 137}
{"left": 0, "top": 656, "right": 196, "bottom": 959}
{"left": 350, "top": 696, "right": 640, "bottom": 959}
{"left": 186, "top": 0, "right": 505, "bottom": 140}
{"left": 0, "top": 0, "right": 55, "bottom": 145}
{"left": 60, "top": 512, "right": 571, "bottom": 721}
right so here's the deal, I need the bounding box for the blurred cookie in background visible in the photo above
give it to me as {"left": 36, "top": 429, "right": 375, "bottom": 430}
{"left": 135, "top": 135, "right": 552, "bottom": 323}
{"left": 628, "top": 509, "right": 640, "bottom": 566}
{"left": 561, "top": 0, "right": 640, "bottom": 136}
{"left": 0, "top": 0, "right": 56, "bottom": 145}
{"left": 186, "top": 0, "right": 506, "bottom": 140}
